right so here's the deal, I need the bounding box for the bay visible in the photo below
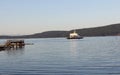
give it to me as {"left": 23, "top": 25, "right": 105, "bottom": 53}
{"left": 0, "top": 36, "right": 120, "bottom": 75}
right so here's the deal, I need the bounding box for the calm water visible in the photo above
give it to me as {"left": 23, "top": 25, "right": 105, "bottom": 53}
{"left": 0, "top": 36, "right": 120, "bottom": 75}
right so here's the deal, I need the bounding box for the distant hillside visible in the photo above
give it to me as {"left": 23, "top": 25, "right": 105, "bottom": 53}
{"left": 74, "top": 23, "right": 120, "bottom": 36}
{"left": 0, "top": 23, "right": 120, "bottom": 39}
{"left": 28, "top": 31, "right": 68, "bottom": 38}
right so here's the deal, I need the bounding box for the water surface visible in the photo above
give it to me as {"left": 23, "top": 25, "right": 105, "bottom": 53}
{"left": 0, "top": 36, "right": 120, "bottom": 75}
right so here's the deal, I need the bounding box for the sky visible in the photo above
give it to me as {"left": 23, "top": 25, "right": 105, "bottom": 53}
{"left": 0, "top": 0, "right": 120, "bottom": 35}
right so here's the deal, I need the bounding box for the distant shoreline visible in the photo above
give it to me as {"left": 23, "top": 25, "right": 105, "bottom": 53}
{"left": 0, "top": 35, "right": 119, "bottom": 39}
{"left": 0, "top": 23, "right": 120, "bottom": 39}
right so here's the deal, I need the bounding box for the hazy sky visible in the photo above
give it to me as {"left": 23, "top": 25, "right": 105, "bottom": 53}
{"left": 0, "top": 0, "right": 120, "bottom": 35}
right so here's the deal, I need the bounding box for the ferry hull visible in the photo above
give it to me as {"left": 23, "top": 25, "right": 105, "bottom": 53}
{"left": 67, "top": 36, "right": 83, "bottom": 39}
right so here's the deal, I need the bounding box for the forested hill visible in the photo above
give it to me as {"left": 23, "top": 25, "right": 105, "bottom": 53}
{"left": 75, "top": 23, "right": 120, "bottom": 36}
{"left": 0, "top": 23, "right": 120, "bottom": 39}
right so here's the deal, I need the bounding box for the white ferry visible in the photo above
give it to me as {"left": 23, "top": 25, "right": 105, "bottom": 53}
{"left": 67, "top": 30, "right": 83, "bottom": 39}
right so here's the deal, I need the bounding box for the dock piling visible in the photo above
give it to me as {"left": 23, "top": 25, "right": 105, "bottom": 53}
{"left": 0, "top": 40, "right": 25, "bottom": 50}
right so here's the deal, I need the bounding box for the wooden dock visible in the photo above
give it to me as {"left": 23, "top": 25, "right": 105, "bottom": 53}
{"left": 0, "top": 40, "right": 25, "bottom": 50}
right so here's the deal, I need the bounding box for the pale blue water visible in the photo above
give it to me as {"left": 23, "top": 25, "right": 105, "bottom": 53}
{"left": 0, "top": 36, "right": 120, "bottom": 75}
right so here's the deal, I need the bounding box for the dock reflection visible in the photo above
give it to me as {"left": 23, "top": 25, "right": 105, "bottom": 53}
{"left": 5, "top": 47, "right": 25, "bottom": 56}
